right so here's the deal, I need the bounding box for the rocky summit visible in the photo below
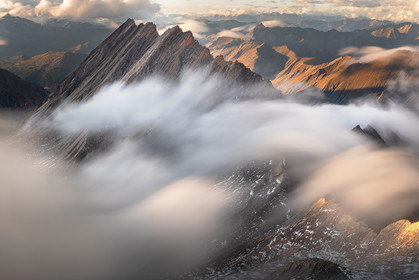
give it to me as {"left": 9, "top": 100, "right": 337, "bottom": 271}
{"left": 38, "top": 19, "right": 267, "bottom": 115}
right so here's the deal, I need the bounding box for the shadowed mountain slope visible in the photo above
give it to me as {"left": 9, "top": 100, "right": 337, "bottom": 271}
{"left": 0, "top": 52, "right": 87, "bottom": 89}
{"left": 0, "top": 68, "right": 47, "bottom": 109}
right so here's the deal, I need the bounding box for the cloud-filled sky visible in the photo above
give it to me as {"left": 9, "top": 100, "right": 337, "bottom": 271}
{"left": 0, "top": 0, "right": 418, "bottom": 22}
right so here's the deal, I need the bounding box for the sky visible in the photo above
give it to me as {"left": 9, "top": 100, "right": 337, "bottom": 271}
{"left": 0, "top": 0, "right": 418, "bottom": 23}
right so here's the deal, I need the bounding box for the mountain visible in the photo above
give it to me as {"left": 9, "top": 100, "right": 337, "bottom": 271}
{"left": 187, "top": 160, "right": 419, "bottom": 279}
{"left": 207, "top": 23, "right": 418, "bottom": 102}
{"left": 0, "top": 68, "right": 47, "bottom": 109}
{"left": 210, "top": 22, "right": 418, "bottom": 64}
{"left": 292, "top": 18, "right": 394, "bottom": 32}
{"left": 42, "top": 19, "right": 265, "bottom": 108}
{"left": 272, "top": 49, "right": 418, "bottom": 103}
{"left": 19, "top": 18, "right": 418, "bottom": 279}
{"left": 0, "top": 14, "right": 113, "bottom": 60}
{"left": 201, "top": 197, "right": 418, "bottom": 279}
{"left": 0, "top": 52, "right": 88, "bottom": 89}
{"left": 207, "top": 38, "right": 291, "bottom": 80}
{"left": 201, "top": 13, "right": 395, "bottom": 32}
{"left": 29, "top": 19, "right": 270, "bottom": 160}
{"left": 371, "top": 23, "right": 419, "bottom": 40}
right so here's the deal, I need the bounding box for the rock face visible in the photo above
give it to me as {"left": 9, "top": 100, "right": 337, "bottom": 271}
{"left": 200, "top": 196, "right": 419, "bottom": 279}
{"left": 189, "top": 160, "right": 419, "bottom": 280}
{"left": 0, "top": 52, "right": 87, "bottom": 89}
{"left": 38, "top": 19, "right": 265, "bottom": 113}
{"left": 271, "top": 258, "right": 349, "bottom": 280}
{"left": 0, "top": 68, "right": 48, "bottom": 109}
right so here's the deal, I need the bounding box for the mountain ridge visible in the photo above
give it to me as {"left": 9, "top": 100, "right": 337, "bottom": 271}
{"left": 28, "top": 19, "right": 271, "bottom": 161}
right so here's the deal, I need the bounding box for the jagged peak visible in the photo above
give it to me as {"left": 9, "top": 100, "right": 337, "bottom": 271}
{"left": 123, "top": 18, "right": 136, "bottom": 27}
{"left": 136, "top": 22, "right": 158, "bottom": 37}
{"left": 110, "top": 18, "right": 137, "bottom": 35}
{"left": 160, "top": 25, "right": 194, "bottom": 40}
{"left": 161, "top": 25, "right": 182, "bottom": 36}
{"left": 156, "top": 25, "right": 195, "bottom": 49}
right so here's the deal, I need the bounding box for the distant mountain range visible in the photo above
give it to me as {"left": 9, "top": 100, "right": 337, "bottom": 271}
{"left": 207, "top": 22, "right": 419, "bottom": 102}
{"left": 198, "top": 12, "right": 396, "bottom": 31}
{"left": 209, "top": 22, "right": 418, "bottom": 64}
{"left": 0, "top": 52, "right": 87, "bottom": 89}
{"left": 0, "top": 14, "right": 112, "bottom": 60}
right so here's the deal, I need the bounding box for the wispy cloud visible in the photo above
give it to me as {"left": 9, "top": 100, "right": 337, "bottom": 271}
{"left": 340, "top": 46, "right": 419, "bottom": 63}
{"left": 262, "top": 19, "right": 286, "bottom": 27}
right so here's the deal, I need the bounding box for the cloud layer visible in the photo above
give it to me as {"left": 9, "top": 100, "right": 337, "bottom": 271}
{"left": 1, "top": 0, "right": 160, "bottom": 22}
{"left": 2, "top": 69, "right": 419, "bottom": 278}
{"left": 2, "top": 0, "right": 417, "bottom": 23}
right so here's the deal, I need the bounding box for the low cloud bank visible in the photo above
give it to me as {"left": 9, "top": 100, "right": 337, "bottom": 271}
{"left": 0, "top": 125, "right": 230, "bottom": 279}
{"left": 1, "top": 69, "right": 418, "bottom": 278}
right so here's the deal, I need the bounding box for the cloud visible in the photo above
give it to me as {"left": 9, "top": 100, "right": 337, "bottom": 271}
{"left": 0, "top": 0, "right": 160, "bottom": 21}
{"left": 0, "top": 37, "right": 7, "bottom": 45}
{"left": 214, "top": 24, "right": 254, "bottom": 39}
{"left": 289, "top": 0, "right": 417, "bottom": 22}
{"left": 292, "top": 146, "right": 419, "bottom": 229}
{"left": 262, "top": 19, "right": 286, "bottom": 27}
{"left": 340, "top": 46, "right": 419, "bottom": 63}
{"left": 178, "top": 19, "right": 208, "bottom": 38}
{"left": 158, "top": 19, "right": 208, "bottom": 38}
{"left": 215, "top": 29, "right": 245, "bottom": 38}
{"left": 0, "top": 117, "right": 232, "bottom": 279}
{"left": 2, "top": 68, "right": 419, "bottom": 278}
{"left": 47, "top": 69, "right": 419, "bottom": 226}
{"left": 49, "top": 69, "right": 419, "bottom": 170}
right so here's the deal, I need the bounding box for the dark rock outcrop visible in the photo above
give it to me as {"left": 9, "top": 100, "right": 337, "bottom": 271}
{"left": 352, "top": 125, "right": 386, "bottom": 146}
{"left": 271, "top": 258, "right": 349, "bottom": 280}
